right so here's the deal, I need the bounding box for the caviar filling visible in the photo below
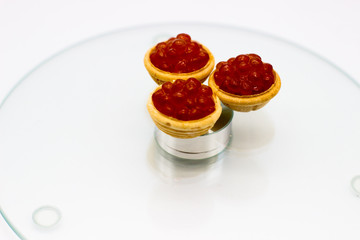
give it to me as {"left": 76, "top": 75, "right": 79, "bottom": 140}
{"left": 150, "top": 33, "right": 210, "bottom": 73}
{"left": 214, "top": 54, "right": 275, "bottom": 96}
{"left": 152, "top": 78, "right": 215, "bottom": 121}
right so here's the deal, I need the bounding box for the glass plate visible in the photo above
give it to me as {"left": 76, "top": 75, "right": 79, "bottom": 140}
{"left": 0, "top": 23, "right": 359, "bottom": 240}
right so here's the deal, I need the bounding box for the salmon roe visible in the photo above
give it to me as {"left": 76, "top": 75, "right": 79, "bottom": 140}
{"left": 152, "top": 78, "right": 215, "bottom": 120}
{"left": 149, "top": 33, "right": 210, "bottom": 73}
{"left": 214, "top": 54, "right": 275, "bottom": 95}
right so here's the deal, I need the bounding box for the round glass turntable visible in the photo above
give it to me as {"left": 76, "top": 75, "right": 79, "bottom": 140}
{"left": 0, "top": 23, "right": 359, "bottom": 240}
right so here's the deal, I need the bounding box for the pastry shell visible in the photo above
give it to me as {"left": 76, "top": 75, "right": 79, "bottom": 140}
{"left": 208, "top": 70, "right": 281, "bottom": 112}
{"left": 144, "top": 44, "right": 215, "bottom": 85}
{"left": 147, "top": 86, "right": 222, "bottom": 139}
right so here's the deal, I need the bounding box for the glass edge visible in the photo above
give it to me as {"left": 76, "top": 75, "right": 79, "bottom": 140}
{"left": 0, "top": 207, "right": 26, "bottom": 240}
{"left": 0, "top": 21, "right": 359, "bottom": 238}
{"left": 1, "top": 21, "right": 359, "bottom": 112}
{"left": 209, "top": 21, "right": 360, "bottom": 89}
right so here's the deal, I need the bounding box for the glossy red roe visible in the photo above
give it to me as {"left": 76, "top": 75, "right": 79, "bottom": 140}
{"left": 150, "top": 33, "right": 210, "bottom": 73}
{"left": 152, "top": 78, "right": 215, "bottom": 120}
{"left": 214, "top": 53, "right": 275, "bottom": 95}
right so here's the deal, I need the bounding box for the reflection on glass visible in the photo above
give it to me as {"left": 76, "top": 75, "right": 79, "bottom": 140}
{"left": 148, "top": 141, "right": 224, "bottom": 184}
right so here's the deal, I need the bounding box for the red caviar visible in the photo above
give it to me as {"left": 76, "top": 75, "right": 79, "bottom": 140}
{"left": 150, "top": 33, "right": 210, "bottom": 73}
{"left": 213, "top": 54, "right": 275, "bottom": 95}
{"left": 152, "top": 78, "right": 215, "bottom": 120}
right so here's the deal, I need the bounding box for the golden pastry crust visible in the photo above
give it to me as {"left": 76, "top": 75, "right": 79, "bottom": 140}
{"left": 147, "top": 86, "right": 222, "bottom": 138}
{"left": 208, "top": 70, "right": 281, "bottom": 112}
{"left": 144, "top": 44, "right": 215, "bottom": 85}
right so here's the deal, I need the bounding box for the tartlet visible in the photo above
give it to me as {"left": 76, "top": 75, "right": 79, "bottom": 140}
{"left": 147, "top": 79, "right": 222, "bottom": 138}
{"left": 144, "top": 33, "right": 215, "bottom": 85}
{"left": 208, "top": 54, "right": 281, "bottom": 112}
{"left": 209, "top": 70, "right": 281, "bottom": 112}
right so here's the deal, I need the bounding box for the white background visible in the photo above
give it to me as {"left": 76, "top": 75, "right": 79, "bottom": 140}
{"left": 1, "top": 0, "right": 359, "bottom": 239}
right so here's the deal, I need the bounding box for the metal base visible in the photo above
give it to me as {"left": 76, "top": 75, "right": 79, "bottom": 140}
{"left": 155, "top": 106, "right": 233, "bottom": 160}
